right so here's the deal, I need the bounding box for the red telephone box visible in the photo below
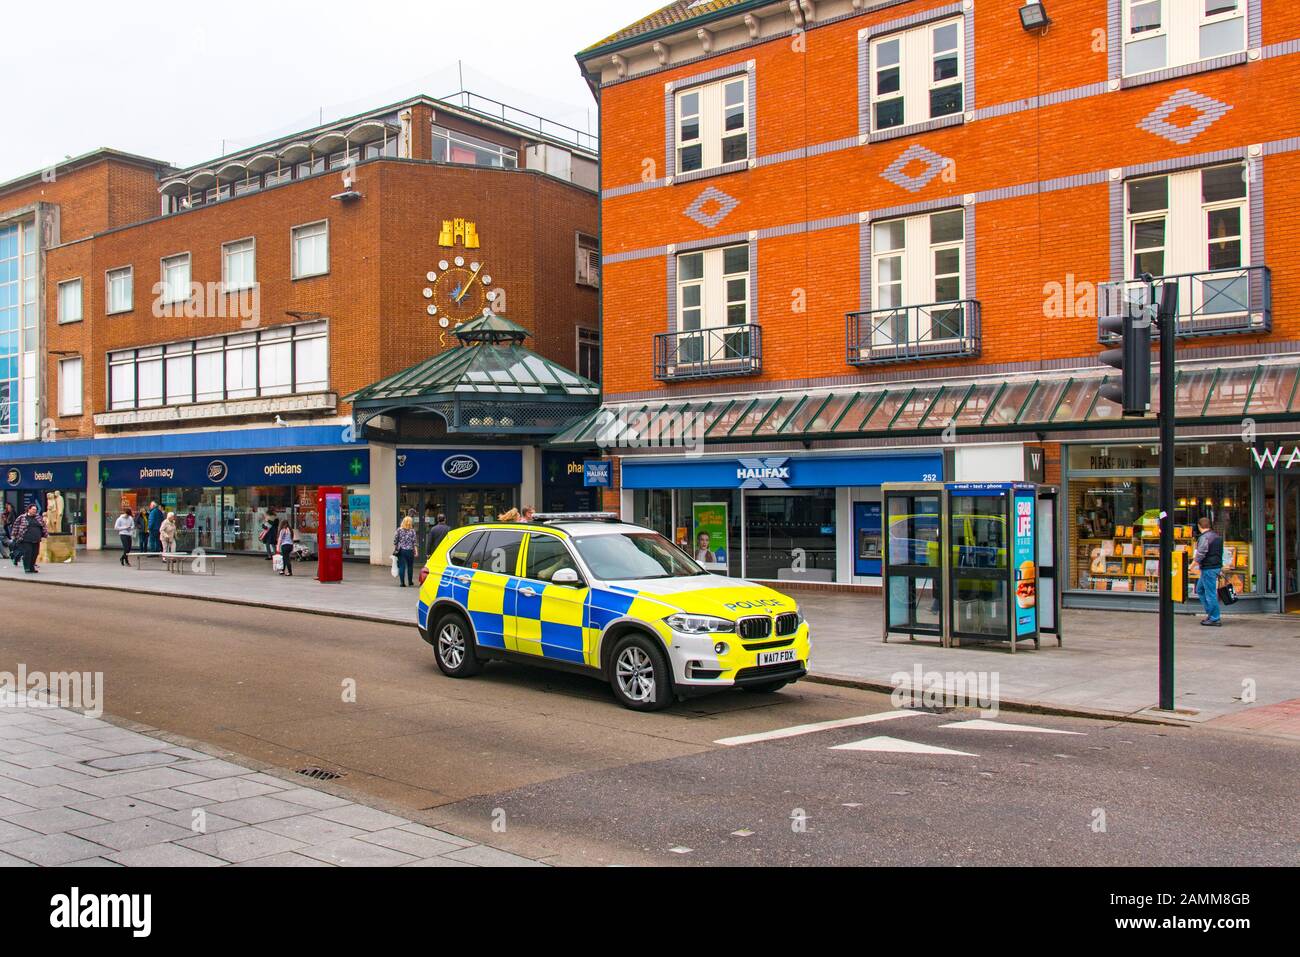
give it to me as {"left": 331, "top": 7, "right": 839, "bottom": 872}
{"left": 317, "top": 486, "right": 344, "bottom": 583}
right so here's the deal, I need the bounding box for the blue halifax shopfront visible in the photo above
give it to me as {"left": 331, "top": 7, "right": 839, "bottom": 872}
{"left": 101, "top": 450, "right": 371, "bottom": 558}
{"left": 621, "top": 451, "right": 944, "bottom": 585}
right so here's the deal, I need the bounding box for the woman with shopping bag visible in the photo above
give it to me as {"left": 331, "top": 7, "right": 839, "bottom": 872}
{"left": 393, "top": 516, "right": 418, "bottom": 588}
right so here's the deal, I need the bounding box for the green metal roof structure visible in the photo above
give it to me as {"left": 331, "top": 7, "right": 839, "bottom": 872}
{"left": 345, "top": 315, "right": 599, "bottom": 441}
{"left": 549, "top": 357, "right": 1300, "bottom": 448}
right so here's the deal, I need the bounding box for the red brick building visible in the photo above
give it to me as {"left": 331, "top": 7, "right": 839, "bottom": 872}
{"left": 567, "top": 0, "right": 1300, "bottom": 614}
{"left": 1, "top": 93, "right": 601, "bottom": 562}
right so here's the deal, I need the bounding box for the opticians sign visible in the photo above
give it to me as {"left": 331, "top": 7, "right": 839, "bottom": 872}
{"left": 100, "top": 451, "right": 369, "bottom": 488}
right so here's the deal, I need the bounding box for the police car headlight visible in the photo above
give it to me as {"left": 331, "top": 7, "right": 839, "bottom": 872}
{"left": 665, "top": 614, "right": 735, "bottom": 635}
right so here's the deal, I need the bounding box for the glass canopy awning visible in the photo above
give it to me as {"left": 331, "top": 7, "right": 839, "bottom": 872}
{"left": 549, "top": 359, "right": 1300, "bottom": 448}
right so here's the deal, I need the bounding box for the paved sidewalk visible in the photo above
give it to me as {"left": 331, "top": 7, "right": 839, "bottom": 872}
{"left": 2, "top": 549, "right": 1296, "bottom": 723}
{"left": 0, "top": 694, "right": 544, "bottom": 868}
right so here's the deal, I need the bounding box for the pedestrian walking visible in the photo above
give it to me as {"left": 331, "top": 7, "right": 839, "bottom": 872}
{"left": 393, "top": 516, "right": 418, "bottom": 588}
{"left": 136, "top": 509, "right": 148, "bottom": 552}
{"left": 10, "top": 504, "right": 47, "bottom": 574}
{"left": 147, "top": 500, "right": 164, "bottom": 553}
{"left": 498, "top": 508, "right": 522, "bottom": 523}
{"left": 2, "top": 502, "right": 15, "bottom": 562}
{"left": 1193, "top": 517, "right": 1224, "bottom": 627}
{"left": 522, "top": 506, "right": 536, "bottom": 523}
{"left": 277, "top": 520, "right": 295, "bottom": 576}
{"left": 260, "top": 509, "right": 278, "bottom": 562}
{"left": 160, "top": 512, "right": 178, "bottom": 555}
{"left": 115, "top": 509, "right": 136, "bottom": 566}
{"left": 426, "top": 513, "right": 451, "bottom": 556}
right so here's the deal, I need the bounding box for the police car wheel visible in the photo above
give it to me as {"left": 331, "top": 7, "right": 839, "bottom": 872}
{"left": 434, "top": 611, "right": 483, "bottom": 678}
{"left": 608, "top": 634, "right": 672, "bottom": 712}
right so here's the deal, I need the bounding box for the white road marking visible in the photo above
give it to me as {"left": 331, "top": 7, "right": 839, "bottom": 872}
{"left": 940, "top": 719, "right": 1084, "bottom": 735}
{"left": 714, "top": 710, "right": 923, "bottom": 747}
{"left": 831, "top": 736, "right": 977, "bottom": 757}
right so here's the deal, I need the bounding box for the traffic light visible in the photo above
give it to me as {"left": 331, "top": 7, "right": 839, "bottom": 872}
{"left": 1099, "top": 292, "right": 1154, "bottom": 417}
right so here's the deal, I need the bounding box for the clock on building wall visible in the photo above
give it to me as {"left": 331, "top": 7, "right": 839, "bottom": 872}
{"left": 423, "top": 217, "right": 505, "bottom": 347}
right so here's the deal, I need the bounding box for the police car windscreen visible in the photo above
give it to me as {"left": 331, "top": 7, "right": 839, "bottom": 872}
{"left": 572, "top": 533, "right": 706, "bottom": 581}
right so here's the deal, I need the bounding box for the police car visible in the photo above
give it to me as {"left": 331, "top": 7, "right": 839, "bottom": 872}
{"left": 416, "top": 514, "right": 811, "bottom": 711}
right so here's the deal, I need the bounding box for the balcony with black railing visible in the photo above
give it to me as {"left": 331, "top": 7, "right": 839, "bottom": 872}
{"left": 653, "top": 324, "right": 762, "bottom": 381}
{"left": 1098, "top": 266, "right": 1271, "bottom": 342}
{"left": 846, "top": 299, "right": 981, "bottom": 366}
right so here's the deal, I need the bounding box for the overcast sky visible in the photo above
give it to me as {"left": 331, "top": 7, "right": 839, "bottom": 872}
{"left": 0, "top": 0, "right": 654, "bottom": 182}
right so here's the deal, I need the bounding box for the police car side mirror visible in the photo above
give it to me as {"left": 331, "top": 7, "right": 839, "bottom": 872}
{"left": 552, "top": 568, "right": 581, "bottom": 586}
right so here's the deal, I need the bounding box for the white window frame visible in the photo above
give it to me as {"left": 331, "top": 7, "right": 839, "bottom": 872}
{"left": 106, "top": 266, "right": 133, "bottom": 315}
{"left": 870, "top": 209, "right": 966, "bottom": 345}
{"left": 222, "top": 237, "right": 257, "bottom": 292}
{"left": 160, "top": 253, "right": 191, "bottom": 306}
{"left": 57, "top": 278, "right": 83, "bottom": 324}
{"left": 1123, "top": 163, "right": 1249, "bottom": 282}
{"left": 58, "top": 356, "right": 82, "bottom": 416}
{"left": 675, "top": 75, "right": 749, "bottom": 175}
{"left": 1122, "top": 0, "right": 1247, "bottom": 77}
{"left": 675, "top": 244, "right": 751, "bottom": 365}
{"left": 291, "top": 220, "right": 329, "bottom": 280}
{"left": 105, "top": 321, "right": 330, "bottom": 411}
{"left": 677, "top": 244, "right": 750, "bottom": 334}
{"left": 870, "top": 17, "right": 965, "bottom": 132}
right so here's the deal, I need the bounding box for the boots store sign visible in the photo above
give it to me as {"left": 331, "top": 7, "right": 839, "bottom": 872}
{"left": 99, "top": 451, "right": 369, "bottom": 488}
{"left": 396, "top": 449, "right": 522, "bottom": 486}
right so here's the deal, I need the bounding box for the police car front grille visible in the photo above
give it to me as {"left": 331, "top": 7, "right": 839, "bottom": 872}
{"left": 774, "top": 613, "right": 800, "bottom": 637}
{"left": 742, "top": 638, "right": 794, "bottom": 652}
{"left": 736, "top": 617, "right": 773, "bottom": 641}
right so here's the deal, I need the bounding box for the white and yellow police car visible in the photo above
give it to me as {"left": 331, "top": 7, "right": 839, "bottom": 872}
{"left": 416, "top": 514, "right": 811, "bottom": 711}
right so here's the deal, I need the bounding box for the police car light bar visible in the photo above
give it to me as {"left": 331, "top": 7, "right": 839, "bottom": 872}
{"left": 530, "top": 513, "right": 622, "bottom": 524}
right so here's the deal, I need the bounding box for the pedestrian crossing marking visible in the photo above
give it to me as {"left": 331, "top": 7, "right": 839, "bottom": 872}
{"left": 940, "top": 719, "right": 1083, "bottom": 735}
{"left": 831, "top": 736, "right": 977, "bottom": 757}
{"left": 714, "top": 710, "right": 921, "bottom": 747}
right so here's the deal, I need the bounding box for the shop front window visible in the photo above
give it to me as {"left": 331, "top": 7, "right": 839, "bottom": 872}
{"left": 672, "top": 490, "right": 741, "bottom": 577}
{"left": 1070, "top": 473, "right": 1254, "bottom": 596}
{"left": 744, "top": 490, "right": 837, "bottom": 582}
{"left": 633, "top": 489, "right": 673, "bottom": 540}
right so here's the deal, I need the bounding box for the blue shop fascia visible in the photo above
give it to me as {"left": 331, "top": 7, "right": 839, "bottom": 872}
{"left": 617, "top": 450, "right": 947, "bottom": 586}
{"left": 0, "top": 426, "right": 537, "bottom": 560}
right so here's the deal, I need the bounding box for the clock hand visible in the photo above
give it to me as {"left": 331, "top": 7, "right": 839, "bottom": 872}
{"left": 454, "top": 264, "right": 484, "bottom": 305}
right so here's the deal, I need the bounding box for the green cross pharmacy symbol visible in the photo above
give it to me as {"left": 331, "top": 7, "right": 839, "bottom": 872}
{"left": 73, "top": 468, "right": 83, "bottom": 483}
{"left": 349, "top": 457, "right": 364, "bottom": 478}
{"left": 100, "top": 467, "right": 110, "bottom": 484}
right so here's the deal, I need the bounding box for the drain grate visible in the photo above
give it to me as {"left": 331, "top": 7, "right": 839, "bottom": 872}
{"left": 296, "top": 766, "right": 345, "bottom": 782}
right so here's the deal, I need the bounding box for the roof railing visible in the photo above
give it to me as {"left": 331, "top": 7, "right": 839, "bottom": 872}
{"left": 439, "top": 90, "right": 598, "bottom": 153}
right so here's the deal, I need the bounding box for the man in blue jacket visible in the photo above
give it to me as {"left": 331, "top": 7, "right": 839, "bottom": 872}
{"left": 148, "top": 501, "right": 164, "bottom": 553}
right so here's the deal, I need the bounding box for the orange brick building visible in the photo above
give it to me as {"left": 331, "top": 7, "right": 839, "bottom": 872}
{"left": 1, "top": 94, "right": 600, "bottom": 563}
{"left": 568, "top": 0, "right": 1300, "bottom": 614}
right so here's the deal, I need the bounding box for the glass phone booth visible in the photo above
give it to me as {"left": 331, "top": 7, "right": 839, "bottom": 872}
{"left": 882, "top": 484, "right": 945, "bottom": 645}
{"left": 883, "top": 482, "right": 1062, "bottom": 652}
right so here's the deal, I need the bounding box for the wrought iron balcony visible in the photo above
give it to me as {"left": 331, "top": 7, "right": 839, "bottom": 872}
{"left": 1099, "top": 266, "right": 1271, "bottom": 342}
{"left": 846, "top": 299, "right": 981, "bottom": 366}
{"left": 654, "top": 324, "right": 762, "bottom": 381}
